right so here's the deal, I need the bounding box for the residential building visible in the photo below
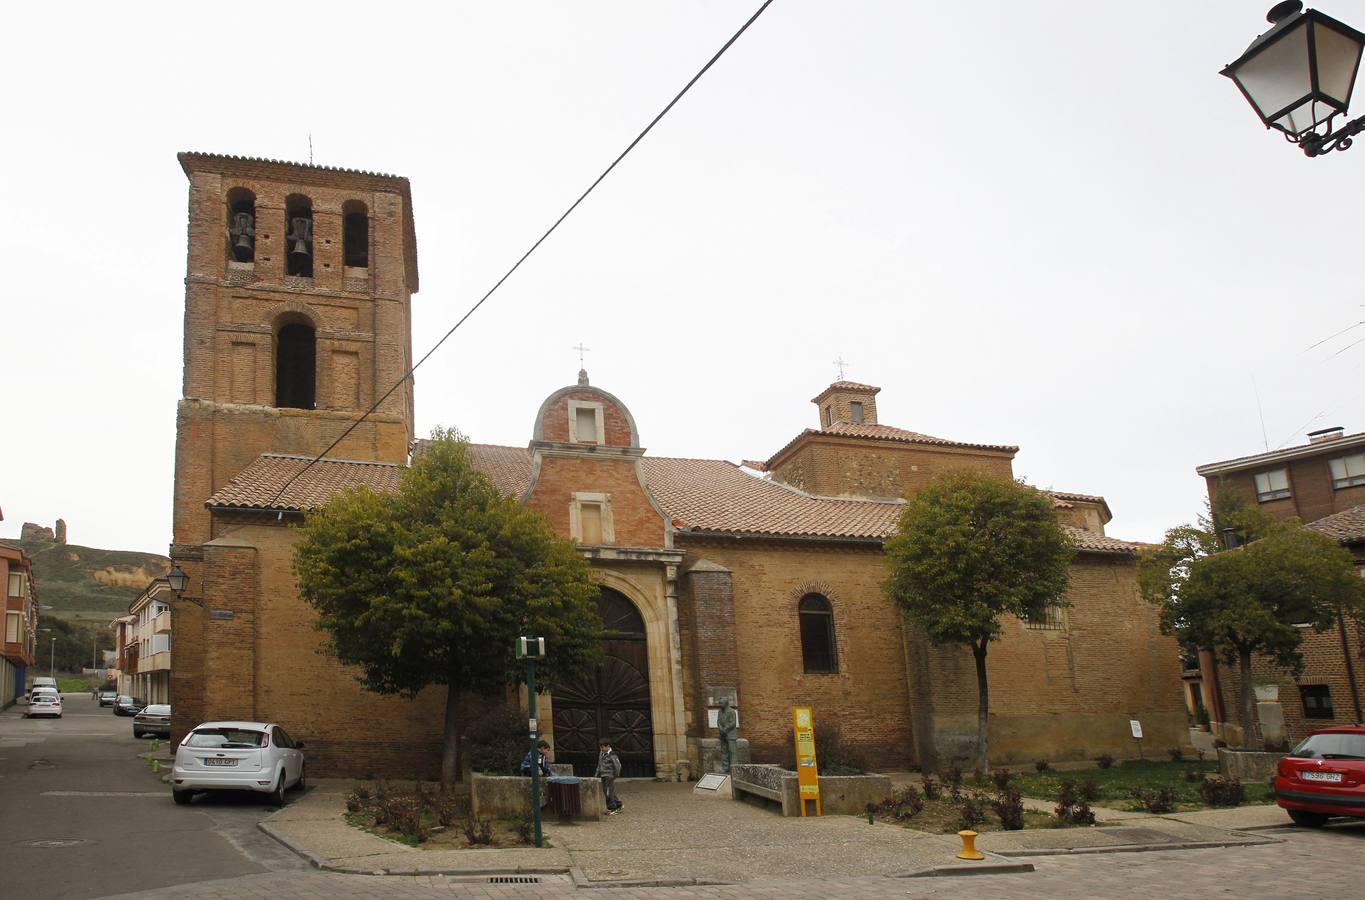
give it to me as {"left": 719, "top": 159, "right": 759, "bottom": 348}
{"left": 1196, "top": 428, "right": 1365, "bottom": 745}
{"left": 2, "top": 533, "right": 39, "bottom": 708}
{"left": 166, "top": 152, "right": 1186, "bottom": 777}
{"left": 116, "top": 580, "right": 173, "bottom": 704}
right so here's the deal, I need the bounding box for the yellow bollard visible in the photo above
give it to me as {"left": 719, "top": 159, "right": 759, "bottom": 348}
{"left": 955, "top": 829, "right": 985, "bottom": 861}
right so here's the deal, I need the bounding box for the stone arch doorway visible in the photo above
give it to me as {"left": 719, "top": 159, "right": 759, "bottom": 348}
{"left": 552, "top": 587, "right": 656, "bottom": 777}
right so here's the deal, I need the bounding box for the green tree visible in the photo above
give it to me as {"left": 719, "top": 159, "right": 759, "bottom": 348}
{"left": 1142, "top": 515, "right": 1365, "bottom": 746}
{"left": 884, "top": 470, "right": 1074, "bottom": 773}
{"left": 294, "top": 429, "right": 604, "bottom": 784}
{"left": 38, "top": 617, "right": 114, "bottom": 675}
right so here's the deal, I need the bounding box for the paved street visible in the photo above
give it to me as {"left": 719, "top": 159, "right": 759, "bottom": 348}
{"left": 3, "top": 695, "right": 1364, "bottom": 899}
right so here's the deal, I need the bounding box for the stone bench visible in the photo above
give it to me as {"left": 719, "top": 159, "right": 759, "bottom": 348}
{"left": 470, "top": 771, "right": 605, "bottom": 821}
{"left": 731, "top": 763, "right": 891, "bottom": 817}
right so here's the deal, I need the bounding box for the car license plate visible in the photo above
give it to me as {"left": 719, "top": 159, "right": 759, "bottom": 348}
{"left": 1302, "top": 771, "right": 1342, "bottom": 783}
{"left": 203, "top": 758, "right": 238, "bottom": 767}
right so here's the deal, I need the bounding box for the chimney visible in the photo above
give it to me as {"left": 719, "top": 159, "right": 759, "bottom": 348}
{"left": 1308, "top": 426, "right": 1345, "bottom": 444}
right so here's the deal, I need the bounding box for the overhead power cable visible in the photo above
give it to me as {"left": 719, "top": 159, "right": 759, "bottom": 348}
{"left": 261, "top": 0, "right": 777, "bottom": 510}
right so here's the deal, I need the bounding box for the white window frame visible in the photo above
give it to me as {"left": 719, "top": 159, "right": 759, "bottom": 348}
{"left": 5, "top": 612, "right": 19, "bottom": 643}
{"left": 567, "top": 400, "right": 605, "bottom": 445}
{"left": 1328, "top": 453, "right": 1365, "bottom": 490}
{"left": 8, "top": 572, "right": 26, "bottom": 598}
{"left": 1253, "top": 468, "right": 1291, "bottom": 502}
{"left": 569, "top": 491, "right": 614, "bottom": 545}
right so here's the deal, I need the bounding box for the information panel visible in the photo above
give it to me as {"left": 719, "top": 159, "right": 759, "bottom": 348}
{"left": 791, "top": 706, "right": 821, "bottom": 816}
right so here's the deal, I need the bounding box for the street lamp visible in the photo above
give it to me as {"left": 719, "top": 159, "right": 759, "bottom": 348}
{"left": 49, "top": 637, "right": 56, "bottom": 678}
{"left": 1221, "top": 2, "right": 1365, "bottom": 156}
{"left": 165, "top": 563, "right": 203, "bottom": 606}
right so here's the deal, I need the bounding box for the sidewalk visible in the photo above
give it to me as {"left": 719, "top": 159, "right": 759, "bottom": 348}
{"left": 257, "top": 777, "right": 1289, "bottom": 886}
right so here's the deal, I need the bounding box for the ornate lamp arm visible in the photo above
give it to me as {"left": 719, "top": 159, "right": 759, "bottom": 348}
{"left": 1301, "top": 114, "right": 1365, "bottom": 157}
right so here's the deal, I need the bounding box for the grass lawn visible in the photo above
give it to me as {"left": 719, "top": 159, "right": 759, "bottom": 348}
{"left": 1002, "top": 759, "right": 1272, "bottom": 811}
{"left": 876, "top": 793, "right": 1063, "bottom": 833}
{"left": 56, "top": 676, "right": 96, "bottom": 693}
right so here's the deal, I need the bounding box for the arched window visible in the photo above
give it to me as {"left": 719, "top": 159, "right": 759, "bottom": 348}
{"left": 798, "top": 593, "right": 838, "bottom": 674}
{"left": 284, "top": 194, "right": 313, "bottom": 277}
{"left": 226, "top": 187, "right": 256, "bottom": 263}
{"left": 275, "top": 320, "right": 316, "bottom": 409}
{"left": 342, "top": 200, "right": 369, "bottom": 269}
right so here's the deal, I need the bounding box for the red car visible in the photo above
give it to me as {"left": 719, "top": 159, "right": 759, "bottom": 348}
{"left": 1272, "top": 725, "right": 1365, "bottom": 827}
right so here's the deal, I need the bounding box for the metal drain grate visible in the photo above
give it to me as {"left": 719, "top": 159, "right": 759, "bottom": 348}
{"left": 488, "top": 876, "right": 541, "bottom": 884}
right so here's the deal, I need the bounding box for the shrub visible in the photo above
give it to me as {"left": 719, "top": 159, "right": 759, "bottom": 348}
{"left": 434, "top": 791, "right": 466, "bottom": 827}
{"left": 345, "top": 792, "right": 366, "bottom": 813}
{"left": 353, "top": 784, "right": 372, "bottom": 801}
{"left": 921, "top": 774, "right": 942, "bottom": 801}
{"left": 462, "top": 815, "right": 494, "bottom": 845}
{"left": 514, "top": 815, "right": 534, "bottom": 844}
{"left": 958, "top": 796, "right": 987, "bottom": 832}
{"left": 465, "top": 706, "right": 528, "bottom": 775}
{"left": 1035, "top": 760, "right": 1051, "bottom": 773}
{"left": 877, "top": 786, "right": 925, "bottom": 821}
{"left": 1168, "top": 747, "right": 1184, "bottom": 762}
{"left": 1185, "top": 769, "right": 1207, "bottom": 783}
{"left": 942, "top": 765, "right": 964, "bottom": 800}
{"left": 1057, "top": 779, "right": 1079, "bottom": 808}
{"left": 1096, "top": 753, "right": 1115, "bottom": 770}
{"left": 380, "top": 796, "right": 427, "bottom": 842}
{"left": 990, "top": 769, "right": 1013, "bottom": 791}
{"left": 1129, "top": 785, "right": 1178, "bottom": 814}
{"left": 992, "top": 788, "right": 1025, "bottom": 831}
{"left": 1199, "top": 777, "right": 1245, "bottom": 808}
{"left": 1077, "top": 779, "right": 1100, "bottom": 803}
{"left": 1056, "top": 801, "right": 1096, "bottom": 826}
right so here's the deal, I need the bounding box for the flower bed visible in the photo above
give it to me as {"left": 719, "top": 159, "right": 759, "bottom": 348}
{"left": 343, "top": 780, "right": 541, "bottom": 849}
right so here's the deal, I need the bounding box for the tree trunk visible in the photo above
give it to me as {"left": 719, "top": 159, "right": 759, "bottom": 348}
{"left": 972, "top": 640, "right": 990, "bottom": 775}
{"left": 441, "top": 681, "right": 462, "bottom": 786}
{"left": 1237, "top": 647, "right": 1260, "bottom": 749}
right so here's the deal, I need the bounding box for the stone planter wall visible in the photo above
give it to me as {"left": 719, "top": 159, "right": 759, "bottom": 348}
{"left": 730, "top": 764, "right": 892, "bottom": 816}
{"left": 470, "top": 772, "right": 604, "bottom": 821}
{"left": 1217, "top": 748, "right": 1284, "bottom": 782}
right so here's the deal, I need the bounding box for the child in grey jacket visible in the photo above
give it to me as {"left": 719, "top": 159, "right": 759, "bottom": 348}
{"left": 597, "top": 738, "right": 623, "bottom": 813}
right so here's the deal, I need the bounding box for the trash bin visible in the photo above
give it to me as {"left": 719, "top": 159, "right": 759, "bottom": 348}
{"left": 546, "top": 775, "right": 582, "bottom": 820}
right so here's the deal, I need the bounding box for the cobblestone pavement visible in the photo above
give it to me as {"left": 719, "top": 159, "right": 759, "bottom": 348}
{"left": 105, "top": 820, "right": 1365, "bottom": 899}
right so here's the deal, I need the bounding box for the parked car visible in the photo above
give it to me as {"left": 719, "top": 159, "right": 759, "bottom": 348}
{"left": 113, "top": 695, "right": 147, "bottom": 716}
{"left": 25, "top": 690, "right": 62, "bottom": 719}
{"left": 1272, "top": 726, "right": 1365, "bottom": 827}
{"left": 98, "top": 688, "right": 118, "bottom": 707}
{"left": 172, "top": 721, "right": 305, "bottom": 807}
{"left": 29, "top": 676, "right": 57, "bottom": 699}
{"left": 133, "top": 704, "right": 171, "bottom": 739}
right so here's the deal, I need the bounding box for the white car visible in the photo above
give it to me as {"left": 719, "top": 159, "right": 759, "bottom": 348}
{"left": 172, "top": 721, "right": 305, "bottom": 806}
{"left": 26, "top": 690, "right": 62, "bottom": 718}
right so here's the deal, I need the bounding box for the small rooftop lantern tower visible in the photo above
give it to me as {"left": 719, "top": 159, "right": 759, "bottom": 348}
{"left": 1221, "top": 2, "right": 1365, "bottom": 156}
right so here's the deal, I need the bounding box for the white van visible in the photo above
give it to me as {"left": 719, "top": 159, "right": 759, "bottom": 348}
{"left": 29, "top": 676, "right": 57, "bottom": 700}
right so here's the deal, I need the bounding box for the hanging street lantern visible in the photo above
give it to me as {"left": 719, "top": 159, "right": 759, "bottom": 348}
{"left": 1221, "top": 2, "right": 1365, "bottom": 156}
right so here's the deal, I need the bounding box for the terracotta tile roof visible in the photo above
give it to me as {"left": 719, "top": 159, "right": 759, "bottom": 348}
{"left": 467, "top": 443, "right": 534, "bottom": 497}
{"left": 1307, "top": 504, "right": 1365, "bottom": 545}
{"left": 765, "top": 424, "right": 1018, "bottom": 469}
{"left": 205, "top": 454, "right": 403, "bottom": 511}
{"left": 642, "top": 456, "right": 903, "bottom": 540}
{"left": 207, "top": 447, "right": 1142, "bottom": 554}
{"left": 811, "top": 381, "right": 882, "bottom": 402}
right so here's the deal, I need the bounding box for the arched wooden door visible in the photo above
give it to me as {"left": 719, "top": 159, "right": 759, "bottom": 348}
{"left": 552, "top": 588, "right": 656, "bottom": 777}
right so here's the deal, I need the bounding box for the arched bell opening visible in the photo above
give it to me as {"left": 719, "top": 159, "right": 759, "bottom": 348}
{"left": 551, "top": 587, "right": 656, "bottom": 777}
{"left": 226, "top": 187, "right": 256, "bottom": 263}
{"left": 342, "top": 199, "right": 369, "bottom": 269}
{"left": 284, "top": 194, "right": 314, "bottom": 277}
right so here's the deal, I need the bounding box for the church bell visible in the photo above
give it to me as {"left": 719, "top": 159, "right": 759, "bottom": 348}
{"left": 287, "top": 216, "right": 312, "bottom": 260}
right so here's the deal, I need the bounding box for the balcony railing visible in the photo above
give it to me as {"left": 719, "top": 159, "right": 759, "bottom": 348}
{"left": 152, "top": 609, "right": 171, "bottom": 635}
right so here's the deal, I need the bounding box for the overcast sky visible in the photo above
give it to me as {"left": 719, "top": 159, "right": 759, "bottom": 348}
{"left": 3, "top": 1, "right": 1364, "bottom": 554}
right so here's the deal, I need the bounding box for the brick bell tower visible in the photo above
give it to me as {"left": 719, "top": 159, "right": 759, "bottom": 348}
{"left": 171, "top": 152, "right": 418, "bottom": 550}
{"left": 167, "top": 154, "right": 418, "bottom": 741}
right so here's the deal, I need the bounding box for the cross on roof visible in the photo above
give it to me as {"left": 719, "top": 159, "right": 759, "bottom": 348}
{"left": 833, "top": 356, "right": 849, "bottom": 380}
{"left": 573, "top": 343, "right": 591, "bottom": 368}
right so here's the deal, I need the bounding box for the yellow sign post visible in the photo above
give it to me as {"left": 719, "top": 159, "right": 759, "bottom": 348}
{"left": 791, "top": 706, "right": 821, "bottom": 816}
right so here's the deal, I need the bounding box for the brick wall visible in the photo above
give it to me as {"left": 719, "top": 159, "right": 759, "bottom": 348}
{"left": 770, "top": 437, "right": 1014, "bottom": 500}
{"left": 1207, "top": 459, "right": 1365, "bottom": 526}
{"left": 538, "top": 389, "right": 635, "bottom": 447}
{"left": 524, "top": 456, "right": 666, "bottom": 548}
{"left": 678, "top": 561, "right": 740, "bottom": 741}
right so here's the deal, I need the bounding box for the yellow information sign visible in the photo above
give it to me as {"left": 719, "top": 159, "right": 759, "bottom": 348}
{"left": 791, "top": 706, "right": 820, "bottom": 816}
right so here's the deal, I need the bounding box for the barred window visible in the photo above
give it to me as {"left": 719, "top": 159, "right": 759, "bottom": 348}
{"left": 1300, "top": 685, "right": 1334, "bottom": 720}
{"left": 1023, "top": 602, "right": 1064, "bottom": 630}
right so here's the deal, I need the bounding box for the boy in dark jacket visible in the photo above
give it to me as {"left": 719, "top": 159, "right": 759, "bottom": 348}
{"left": 596, "top": 737, "right": 623, "bottom": 813}
{"left": 520, "top": 740, "right": 553, "bottom": 777}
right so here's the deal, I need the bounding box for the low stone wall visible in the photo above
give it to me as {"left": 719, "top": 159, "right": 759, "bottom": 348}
{"left": 470, "top": 773, "right": 604, "bottom": 821}
{"left": 730, "top": 764, "right": 892, "bottom": 817}
{"left": 1218, "top": 748, "right": 1284, "bottom": 782}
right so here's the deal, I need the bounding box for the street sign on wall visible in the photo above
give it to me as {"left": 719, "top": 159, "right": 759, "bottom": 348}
{"left": 791, "top": 706, "right": 821, "bottom": 816}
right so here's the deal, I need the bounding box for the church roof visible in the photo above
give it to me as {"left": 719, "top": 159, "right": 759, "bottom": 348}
{"left": 209, "top": 447, "right": 1141, "bottom": 554}
{"left": 206, "top": 454, "right": 404, "bottom": 511}
{"left": 810, "top": 381, "right": 882, "bottom": 403}
{"left": 1306, "top": 504, "right": 1365, "bottom": 546}
{"left": 764, "top": 423, "right": 1018, "bottom": 470}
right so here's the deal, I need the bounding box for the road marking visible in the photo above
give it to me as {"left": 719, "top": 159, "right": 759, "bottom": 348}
{"left": 42, "top": 791, "right": 166, "bottom": 798}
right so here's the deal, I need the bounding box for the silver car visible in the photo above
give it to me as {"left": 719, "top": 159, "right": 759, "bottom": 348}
{"left": 25, "top": 689, "right": 62, "bottom": 718}
{"left": 171, "top": 721, "right": 305, "bottom": 806}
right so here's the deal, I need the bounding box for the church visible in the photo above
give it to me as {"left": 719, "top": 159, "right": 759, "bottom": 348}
{"left": 168, "top": 153, "right": 1186, "bottom": 777}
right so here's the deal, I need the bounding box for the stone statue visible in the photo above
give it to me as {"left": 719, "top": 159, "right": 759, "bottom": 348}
{"left": 717, "top": 697, "right": 739, "bottom": 774}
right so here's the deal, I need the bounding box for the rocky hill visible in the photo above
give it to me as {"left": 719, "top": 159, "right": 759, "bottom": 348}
{"left": 1, "top": 520, "right": 170, "bottom": 623}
